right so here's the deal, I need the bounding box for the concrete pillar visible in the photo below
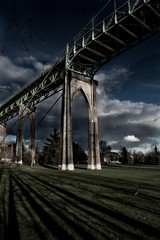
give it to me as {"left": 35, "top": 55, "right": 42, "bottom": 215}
{"left": 59, "top": 70, "right": 74, "bottom": 170}
{"left": 87, "top": 81, "right": 101, "bottom": 170}
{"left": 16, "top": 104, "right": 36, "bottom": 165}
{"left": 16, "top": 105, "right": 24, "bottom": 164}
{"left": 0, "top": 122, "right": 6, "bottom": 147}
{"left": 29, "top": 106, "right": 36, "bottom": 166}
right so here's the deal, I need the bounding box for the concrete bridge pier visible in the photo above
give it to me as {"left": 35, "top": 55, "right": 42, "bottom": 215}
{"left": 16, "top": 104, "right": 36, "bottom": 165}
{"left": 0, "top": 122, "right": 6, "bottom": 147}
{"left": 87, "top": 81, "right": 101, "bottom": 170}
{"left": 59, "top": 71, "right": 101, "bottom": 170}
{"left": 60, "top": 70, "right": 74, "bottom": 170}
{"left": 29, "top": 106, "right": 36, "bottom": 166}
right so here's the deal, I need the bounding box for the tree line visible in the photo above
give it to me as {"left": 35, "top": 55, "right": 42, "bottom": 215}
{"left": 37, "top": 129, "right": 87, "bottom": 166}
{"left": 21, "top": 131, "right": 160, "bottom": 166}
{"left": 99, "top": 140, "right": 160, "bottom": 165}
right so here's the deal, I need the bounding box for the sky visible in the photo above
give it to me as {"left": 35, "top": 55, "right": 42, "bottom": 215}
{"left": 0, "top": 0, "right": 160, "bottom": 153}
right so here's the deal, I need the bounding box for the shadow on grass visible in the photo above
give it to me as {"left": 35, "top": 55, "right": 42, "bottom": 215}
{"left": 2, "top": 167, "right": 160, "bottom": 240}
{"left": 42, "top": 164, "right": 58, "bottom": 170}
{"left": 10, "top": 171, "right": 98, "bottom": 240}
{"left": 22, "top": 167, "right": 160, "bottom": 216}
{"left": 21, "top": 172, "right": 142, "bottom": 239}
{"left": 42, "top": 164, "right": 88, "bottom": 170}
{"left": 13, "top": 169, "right": 160, "bottom": 240}
{"left": 0, "top": 169, "right": 3, "bottom": 238}
{"left": 7, "top": 177, "right": 20, "bottom": 240}
{"left": 0, "top": 168, "right": 3, "bottom": 182}
{"left": 74, "top": 164, "right": 87, "bottom": 170}
{"left": 0, "top": 169, "right": 10, "bottom": 240}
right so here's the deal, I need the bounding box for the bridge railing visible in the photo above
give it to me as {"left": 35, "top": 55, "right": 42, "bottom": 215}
{"left": 67, "top": 0, "right": 140, "bottom": 54}
{"left": 68, "top": 0, "right": 115, "bottom": 52}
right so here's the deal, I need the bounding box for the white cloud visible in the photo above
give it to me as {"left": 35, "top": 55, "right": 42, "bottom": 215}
{"left": 0, "top": 56, "right": 37, "bottom": 104}
{"left": 95, "top": 66, "right": 132, "bottom": 93}
{"left": 96, "top": 79, "right": 160, "bottom": 129}
{"left": 0, "top": 56, "right": 34, "bottom": 83}
{"left": 129, "top": 143, "right": 153, "bottom": 154}
{"left": 0, "top": 55, "right": 53, "bottom": 104}
{"left": 107, "top": 140, "right": 118, "bottom": 146}
{"left": 124, "top": 135, "right": 140, "bottom": 142}
{"left": 0, "top": 135, "right": 16, "bottom": 144}
{"left": 15, "top": 55, "right": 52, "bottom": 72}
{"left": 95, "top": 70, "right": 160, "bottom": 152}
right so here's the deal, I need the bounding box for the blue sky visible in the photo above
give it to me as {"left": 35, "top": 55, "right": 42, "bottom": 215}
{"left": 0, "top": 0, "right": 160, "bottom": 153}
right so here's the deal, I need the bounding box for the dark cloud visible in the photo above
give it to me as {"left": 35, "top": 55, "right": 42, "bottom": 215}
{"left": 0, "top": 0, "right": 107, "bottom": 59}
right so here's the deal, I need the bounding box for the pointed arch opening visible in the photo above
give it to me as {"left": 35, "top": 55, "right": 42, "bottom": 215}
{"left": 16, "top": 105, "right": 36, "bottom": 165}
{"left": 23, "top": 114, "right": 30, "bottom": 152}
{"left": 72, "top": 89, "right": 89, "bottom": 166}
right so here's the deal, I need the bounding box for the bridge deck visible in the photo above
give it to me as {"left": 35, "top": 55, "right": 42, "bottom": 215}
{"left": 0, "top": 0, "right": 159, "bottom": 123}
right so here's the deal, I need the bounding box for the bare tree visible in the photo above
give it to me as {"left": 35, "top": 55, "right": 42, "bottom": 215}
{"left": 99, "top": 140, "right": 111, "bottom": 163}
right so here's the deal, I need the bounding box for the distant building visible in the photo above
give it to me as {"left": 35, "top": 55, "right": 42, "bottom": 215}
{"left": 0, "top": 143, "right": 16, "bottom": 163}
{"left": 104, "top": 151, "right": 121, "bottom": 164}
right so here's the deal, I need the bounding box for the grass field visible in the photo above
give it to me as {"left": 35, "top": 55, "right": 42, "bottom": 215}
{"left": 0, "top": 164, "right": 160, "bottom": 240}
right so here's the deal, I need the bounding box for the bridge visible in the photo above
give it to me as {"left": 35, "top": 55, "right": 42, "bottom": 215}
{"left": 0, "top": 0, "right": 159, "bottom": 170}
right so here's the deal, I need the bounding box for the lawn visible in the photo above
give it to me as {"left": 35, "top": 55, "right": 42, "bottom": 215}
{"left": 0, "top": 164, "right": 160, "bottom": 240}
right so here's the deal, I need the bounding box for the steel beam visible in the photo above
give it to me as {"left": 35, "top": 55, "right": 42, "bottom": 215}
{"left": 105, "top": 32, "right": 129, "bottom": 47}
{"left": 78, "top": 54, "right": 100, "bottom": 65}
{"left": 131, "top": 14, "right": 154, "bottom": 33}
{"left": 95, "top": 39, "right": 117, "bottom": 53}
{"left": 146, "top": 3, "right": 160, "bottom": 18}
{"left": 119, "top": 24, "right": 141, "bottom": 40}
{"left": 85, "top": 47, "right": 109, "bottom": 59}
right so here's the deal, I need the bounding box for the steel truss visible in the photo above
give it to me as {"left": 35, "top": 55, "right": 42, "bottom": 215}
{"left": 67, "top": 0, "right": 160, "bottom": 76}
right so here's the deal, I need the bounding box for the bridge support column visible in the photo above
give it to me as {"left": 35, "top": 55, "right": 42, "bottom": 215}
{"left": 87, "top": 81, "right": 101, "bottom": 170}
{"left": 16, "top": 105, "right": 24, "bottom": 164}
{"left": 59, "top": 71, "right": 101, "bottom": 170}
{"left": 29, "top": 107, "right": 36, "bottom": 166}
{"left": 60, "top": 71, "right": 74, "bottom": 170}
{"left": 0, "top": 123, "right": 6, "bottom": 147}
{"left": 16, "top": 104, "right": 36, "bottom": 165}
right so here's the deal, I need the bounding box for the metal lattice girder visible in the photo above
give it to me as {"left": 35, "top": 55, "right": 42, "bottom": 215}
{"left": 0, "top": 62, "right": 64, "bottom": 122}
{"left": 118, "top": 24, "right": 141, "bottom": 40}
{"left": 68, "top": 0, "right": 160, "bottom": 74}
{"left": 0, "top": 0, "right": 160, "bottom": 123}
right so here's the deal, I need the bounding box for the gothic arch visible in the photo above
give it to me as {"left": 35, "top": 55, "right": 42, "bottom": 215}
{"left": 71, "top": 87, "right": 90, "bottom": 114}
{"left": 59, "top": 71, "right": 101, "bottom": 170}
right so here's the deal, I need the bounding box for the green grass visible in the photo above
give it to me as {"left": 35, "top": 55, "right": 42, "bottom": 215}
{"left": 0, "top": 164, "right": 160, "bottom": 240}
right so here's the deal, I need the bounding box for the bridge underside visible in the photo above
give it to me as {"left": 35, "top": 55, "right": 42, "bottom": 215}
{"left": 68, "top": 0, "right": 160, "bottom": 76}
